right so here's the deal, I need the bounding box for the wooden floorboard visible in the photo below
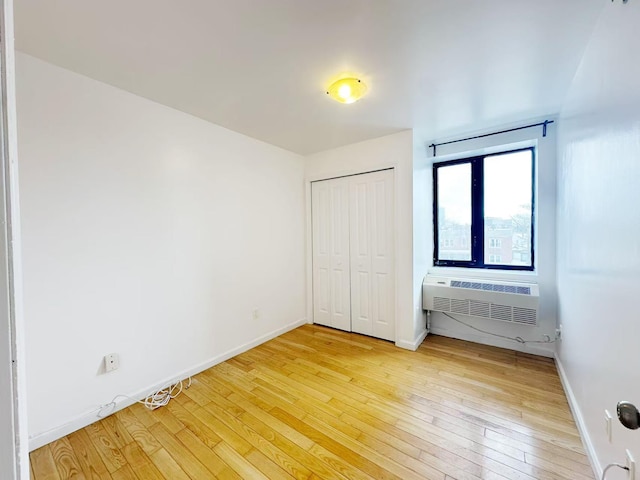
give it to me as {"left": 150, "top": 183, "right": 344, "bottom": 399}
{"left": 30, "top": 325, "right": 593, "bottom": 479}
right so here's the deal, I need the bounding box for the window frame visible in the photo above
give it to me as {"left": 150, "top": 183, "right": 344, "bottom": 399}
{"left": 432, "top": 146, "right": 535, "bottom": 271}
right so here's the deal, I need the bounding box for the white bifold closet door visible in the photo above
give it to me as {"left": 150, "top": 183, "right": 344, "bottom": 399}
{"left": 349, "top": 170, "right": 395, "bottom": 341}
{"left": 311, "top": 169, "right": 395, "bottom": 341}
{"left": 311, "top": 176, "right": 351, "bottom": 332}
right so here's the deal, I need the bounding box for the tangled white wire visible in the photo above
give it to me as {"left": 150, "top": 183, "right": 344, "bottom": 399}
{"left": 441, "top": 312, "right": 557, "bottom": 344}
{"left": 98, "top": 377, "right": 192, "bottom": 418}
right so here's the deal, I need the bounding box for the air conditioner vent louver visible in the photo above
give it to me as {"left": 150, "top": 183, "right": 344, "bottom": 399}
{"left": 450, "top": 280, "right": 531, "bottom": 296}
{"left": 433, "top": 297, "right": 450, "bottom": 312}
{"left": 469, "top": 300, "right": 490, "bottom": 318}
{"left": 424, "top": 275, "right": 539, "bottom": 326}
{"left": 513, "top": 307, "right": 537, "bottom": 326}
{"left": 490, "top": 304, "right": 512, "bottom": 321}
{"left": 451, "top": 299, "right": 470, "bottom": 315}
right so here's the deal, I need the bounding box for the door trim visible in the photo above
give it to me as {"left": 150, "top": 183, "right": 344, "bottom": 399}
{"left": 0, "top": 0, "right": 29, "bottom": 477}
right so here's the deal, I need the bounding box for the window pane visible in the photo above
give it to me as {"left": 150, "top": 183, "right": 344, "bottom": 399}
{"left": 483, "top": 150, "right": 533, "bottom": 267}
{"left": 437, "top": 163, "right": 471, "bottom": 261}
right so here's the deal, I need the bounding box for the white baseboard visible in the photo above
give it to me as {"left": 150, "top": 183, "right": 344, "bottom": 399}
{"left": 396, "top": 328, "right": 429, "bottom": 351}
{"left": 554, "top": 354, "right": 600, "bottom": 480}
{"left": 28, "top": 317, "right": 307, "bottom": 451}
{"left": 428, "top": 325, "right": 555, "bottom": 358}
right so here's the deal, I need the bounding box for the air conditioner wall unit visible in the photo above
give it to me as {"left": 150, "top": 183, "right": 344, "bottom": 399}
{"left": 422, "top": 275, "right": 539, "bottom": 326}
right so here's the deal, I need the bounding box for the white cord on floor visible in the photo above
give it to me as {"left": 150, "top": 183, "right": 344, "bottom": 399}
{"left": 97, "top": 377, "right": 192, "bottom": 418}
{"left": 440, "top": 312, "right": 557, "bottom": 345}
{"left": 602, "top": 462, "right": 629, "bottom": 479}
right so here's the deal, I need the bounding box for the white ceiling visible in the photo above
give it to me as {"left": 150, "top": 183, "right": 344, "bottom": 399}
{"left": 15, "top": 1, "right": 603, "bottom": 155}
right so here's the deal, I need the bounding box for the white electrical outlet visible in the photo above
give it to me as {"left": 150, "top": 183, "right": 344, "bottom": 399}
{"left": 556, "top": 324, "right": 563, "bottom": 340}
{"left": 627, "top": 449, "right": 636, "bottom": 480}
{"left": 252, "top": 308, "right": 260, "bottom": 320}
{"left": 104, "top": 353, "right": 119, "bottom": 373}
{"left": 605, "top": 410, "right": 613, "bottom": 442}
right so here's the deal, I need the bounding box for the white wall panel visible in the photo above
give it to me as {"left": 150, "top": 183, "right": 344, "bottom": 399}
{"left": 556, "top": 2, "right": 640, "bottom": 477}
{"left": 16, "top": 53, "right": 306, "bottom": 446}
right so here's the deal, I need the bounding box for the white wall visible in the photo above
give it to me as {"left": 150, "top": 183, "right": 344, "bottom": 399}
{"left": 16, "top": 53, "right": 306, "bottom": 448}
{"left": 556, "top": 2, "right": 640, "bottom": 478}
{"left": 412, "top": 132, "right": 431, "bottom": 344}
{"left": 304, "top": 130, "right": 426, "bottom": 349}
{"left": 421, "top": 120, "right": 558, "bottom": 357}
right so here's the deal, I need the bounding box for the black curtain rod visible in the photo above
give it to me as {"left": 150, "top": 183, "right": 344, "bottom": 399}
{"left": 428, "top": 120, "right": 554, "bottom": 157}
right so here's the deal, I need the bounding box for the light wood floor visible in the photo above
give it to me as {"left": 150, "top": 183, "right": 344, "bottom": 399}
{"left": 30, "top": 325, "right": 593, "bottom": 480}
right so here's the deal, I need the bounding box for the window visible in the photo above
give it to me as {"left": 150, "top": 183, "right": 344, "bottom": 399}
{"left": 433, "top": 148, "right": 534, "bottom": 270}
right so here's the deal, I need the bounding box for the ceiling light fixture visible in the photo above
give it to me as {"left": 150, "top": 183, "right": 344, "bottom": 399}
{"left": 326, "top": 77, "right": 367, "bottom": 104}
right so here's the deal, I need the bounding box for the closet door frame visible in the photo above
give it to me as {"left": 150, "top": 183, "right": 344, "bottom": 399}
{"left": 308, "top": 167, "right": 397, "bottom": 342}
{"left": 0, "top": 0, "right": 28, "bottom": 477}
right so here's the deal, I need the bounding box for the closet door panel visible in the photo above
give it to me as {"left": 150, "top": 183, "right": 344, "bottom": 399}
{"left": 329, "top": 181, "right": 351, "bottom": 331}
{"left": 312, "top": 184, "right": 331, "bottom": 327}
{"left": 312, "top": 178, "right": 350, "bottom": 331}
{"left": 350, "top": 176, "right": 373, "bottom": 336}
{"left": 370, "top": 172, "right": 395, "bottom": 341}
